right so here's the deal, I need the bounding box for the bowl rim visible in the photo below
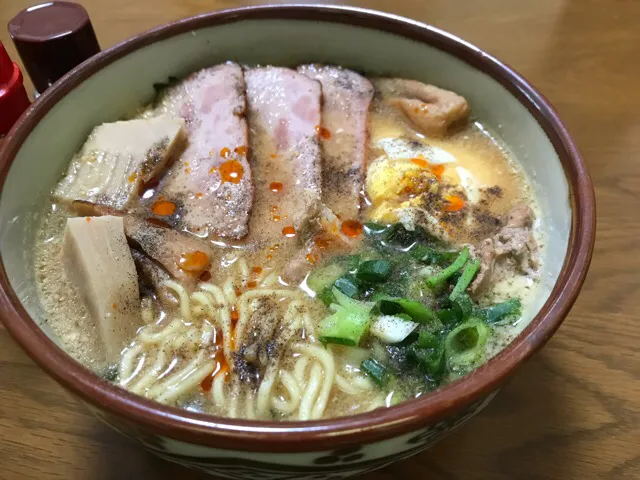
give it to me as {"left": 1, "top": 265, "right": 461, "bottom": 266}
{"left": 0, "top": 4, "right": 595, "bottom": 453}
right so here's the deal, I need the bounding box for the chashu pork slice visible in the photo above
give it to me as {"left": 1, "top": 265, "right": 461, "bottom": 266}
{"left": 124, "top": 216, "right": 215, "bottom": 292}
{"left": 151, "top": 63, "right": 253, "bottom": 239}
{"left": 244, "top": 67, "right": 322, "bottom": 244}
{"left": 54, "top": 115, "right": 186, "bottom": 210}
{"left": 71, "top": 200, "right": 215, "bottom": 293}
{"left": 62, "top": 216, "right": 141, "bottom": 362}
{"left": 298, "top": 64, "right": 374, "bottom": 220}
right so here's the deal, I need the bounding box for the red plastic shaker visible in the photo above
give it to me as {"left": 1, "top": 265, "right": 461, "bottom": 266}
{"left": 0, "top": 41, "right": 30, "bottom": 136}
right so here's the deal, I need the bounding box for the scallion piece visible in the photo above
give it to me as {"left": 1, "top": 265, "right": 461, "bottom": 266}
{"left": 437, "top": 308, "right": 458, "bottom": 325}
{"left": 444, "top": 318, "right": 490, "bottom": 367}
{"left": 450, "top": 293, "right": 473, "bottom": 322}
{"left": 356, "top": 259, "right": 393, "bottom": 283}
{"left": 318, "top": 288, "right": 374, "bottom": 346}
{"left": 334, "top": 276, "right": 359, "bottom": 298}
{"left": 476, "top": 298, "right": 522, "bottom": 324}
{"left": 416, "top": 330, "right": 441, "bottom": 349}
{"left": 449, "top": 259, "right": 481, "bottom": 300}
{"left": 425, "top": 247, "right": 470, "bottom": 288}
{"left": 361, "top": 358, "right": 388, "bottom": 386}
{"left": 409, "top": 344, "right": 445, "bottom": 378}
{"left": 378, "top": 298, "right": 440, "bottom": 326}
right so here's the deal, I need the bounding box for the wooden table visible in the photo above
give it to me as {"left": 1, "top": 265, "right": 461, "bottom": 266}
{"left": 1, "top": 0, "right": 639, "bottom": 478}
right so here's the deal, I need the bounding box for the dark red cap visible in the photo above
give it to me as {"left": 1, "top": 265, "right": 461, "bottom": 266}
{"left": 8, "top": 1, "right": 100, "bottom": 94}
{"left": 0, "top": 41, "right": 30, "bottom": 136}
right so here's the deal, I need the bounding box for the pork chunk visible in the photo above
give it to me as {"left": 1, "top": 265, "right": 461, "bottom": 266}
{"left": 152, "top": 63, "right": 253, "bottom": 239}
{"left": 470, "top": 204, "right": 539, "bottom": 293}
{"left": 374, "top": 78, "right": 470, "bottom": 138}
{"left": 298, "top": 65, "right": 374, "bottom": 220}
{"left": 244, "top": 67, "right": 322, "bottom": 244}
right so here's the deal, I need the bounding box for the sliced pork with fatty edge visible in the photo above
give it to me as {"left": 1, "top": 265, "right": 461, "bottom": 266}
{"left": 150, "top": 63, "right": 253, "bottom": 240}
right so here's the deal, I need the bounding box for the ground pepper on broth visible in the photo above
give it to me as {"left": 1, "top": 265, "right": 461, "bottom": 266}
{"left": 33, "top": 63, "right": 544, "bottom": 421}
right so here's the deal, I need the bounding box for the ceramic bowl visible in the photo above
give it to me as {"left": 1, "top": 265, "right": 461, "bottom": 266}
{"left": 0, "top": 5, "right": 595, "bottom": 479}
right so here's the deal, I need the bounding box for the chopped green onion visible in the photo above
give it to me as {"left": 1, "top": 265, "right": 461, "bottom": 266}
{"left": 449, "top": 259, "right": 481, "bottom": 299}
{"left": 416, "top": 330, "right": 441, "bottom": 349}
{"left": 413, "top": 246, "right": 459, "bottom": 265}
{"left": 425, "top": 247, "right": 470, "bottom": 288}
{"left": 476, "top": 298, "right": 522, "bottom": 324}
{"left": 436, "top": 308, "right": 458, "bottom": 325}
{"left": 445, "top": 319, "right": 490, "bottom": 367}
{"left": 334, "top": 276, "right": 359, "bottom": 298}
{"left": 450, "top": 293, "right": 473, "bottom": 322}
{"left": 318, "top": 288, "right": 374, "bottom": 346}
{"left": 307, "top": 262, "right": 346, "bottom": 294}
{"left": 361, "top": 358, "right": 387, "bottom": 386}
{"left": 317, "top": 287, "right": 335, "bottom": 306}
{"left": 356, "top": 259, "right": 393, "bottom": 283}
{"left": 378, "top": 298, "right": 440, "bottom": 326}
{"left": 409, "top": 344, "right": 445, "bottom": 378}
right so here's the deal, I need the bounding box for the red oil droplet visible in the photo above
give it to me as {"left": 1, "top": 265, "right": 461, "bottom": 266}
{"left": 220, "top": 160, "right": 244, "bottom": 184}
{"left": 246, "top": 280, "right": 257, "bottom": 289}
{"left": 177, "top": 250, "right": 209, "bottom": 274}
{"left": 315, "top": 125, "right": 331, "bottom": 139}
{"left": 252, "top": 266, "right": 263, "bottom": 274}
{"left": 282, "top": 226, "right": 296, "bottom": 238}
{"left": 411, "top": 158, "right": 429, "bottom": 168}
{"left": 314, "top": 236, "right": 331, "bottom": 249}
{"left": 444, "top": 194, "right": 466, "bottom": 212}
{"left": 341, "top": 220, "right": 363, "bottom": 238}
{"left": 270, "top": 182, "right": 283, "bottom": 193}
{"left": 234, "top": 145, "right": 247, "bottom": 156}
{"left": 220, "top": 147, "right": 231, "bottom": 158}
{"left": 152, "top": 200, "right": 177, "bottom": 216}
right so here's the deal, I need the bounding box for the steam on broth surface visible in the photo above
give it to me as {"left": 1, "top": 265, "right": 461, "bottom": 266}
{"left": 34, "top": 64, "right": 543, "bottom": 420}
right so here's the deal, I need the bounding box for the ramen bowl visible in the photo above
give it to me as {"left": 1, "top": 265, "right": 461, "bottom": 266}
{"left": 0, "top": 5, "right": 595, "bottom": 478}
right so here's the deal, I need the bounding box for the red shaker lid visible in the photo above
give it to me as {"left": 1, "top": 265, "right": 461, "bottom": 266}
{"left": 0, "top": 41, "right": 31, "bottom": 136}
{"left": 8, "top": 1, "right": 100, "bottom": 94}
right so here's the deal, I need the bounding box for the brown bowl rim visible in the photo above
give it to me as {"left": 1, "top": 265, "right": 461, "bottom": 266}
{"left": 0, "top": 4, "right": 595, "bottom": 453}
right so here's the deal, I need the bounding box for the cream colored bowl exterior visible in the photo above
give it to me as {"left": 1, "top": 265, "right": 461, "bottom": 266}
{"left": 0, "top": 12, "right": 571, "bottom": 479}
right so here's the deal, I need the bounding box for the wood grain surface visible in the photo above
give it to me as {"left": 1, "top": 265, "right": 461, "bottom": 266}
{"left": 0, "top": 0, "right": 638, "bottom": 478}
